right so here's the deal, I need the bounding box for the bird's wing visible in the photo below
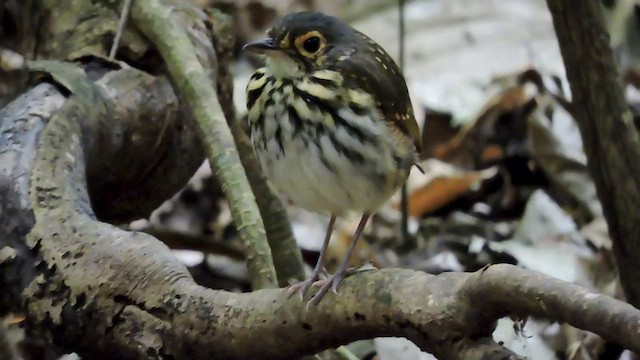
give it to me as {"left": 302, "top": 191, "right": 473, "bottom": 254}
{"left": 337, "top": 32, "right": 422, "bottom": 155}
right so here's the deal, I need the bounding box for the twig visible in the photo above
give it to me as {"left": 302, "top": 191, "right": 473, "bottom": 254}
{"left": 398, "top": 0, "right": 411, "bottom": 245}
{"left": 109, "top": 0, "right": 132, "bottom": 60}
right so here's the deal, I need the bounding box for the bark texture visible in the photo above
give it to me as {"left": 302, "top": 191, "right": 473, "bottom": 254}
{"left": 547, "top": 0, "right": 640, "bottom": 307}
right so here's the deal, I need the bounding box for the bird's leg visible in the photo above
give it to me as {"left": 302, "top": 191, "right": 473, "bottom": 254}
{"left": 308, "top": 213, "right": 371, "bottom": 306}
{"left": 288, "top": 214, "right": 337, "bottom": 299}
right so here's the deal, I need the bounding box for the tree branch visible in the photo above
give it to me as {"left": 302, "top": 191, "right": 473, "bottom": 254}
{"left": 546, "top": 0, "right": 640, "bottom": 307}
{"left": 466, "top": 266, "right": 640, "bottom": 349}
{"left": 207, "top": 11, "right": 305, "bottom": 286}
{"left": 125, "top": 0, "right": 277, "bottom": 289}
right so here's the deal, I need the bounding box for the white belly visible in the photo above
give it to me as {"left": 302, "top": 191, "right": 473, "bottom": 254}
{"left": 252, "top": 108, "right": 407, "bottom": 215}
{"left": 260, "top": 140, "right": 386, "bottom": 214}
{"left": 246, "top": 71, "right": 415, "bottom": 215}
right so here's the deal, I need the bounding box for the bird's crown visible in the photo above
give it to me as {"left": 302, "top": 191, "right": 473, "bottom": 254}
{"left": 244, "top": 12, "right": 367, "bottom": 70}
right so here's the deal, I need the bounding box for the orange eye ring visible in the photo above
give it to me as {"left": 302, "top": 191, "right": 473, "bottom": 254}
{"left": 294, "top": 31, "right": 327, "bottom": 58}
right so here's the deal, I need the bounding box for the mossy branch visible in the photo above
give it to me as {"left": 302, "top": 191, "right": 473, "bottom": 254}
{"left": 127, "top": 0, "right": 277, "bottom": 289}
{"left": 207, "top": 11, "right": 305, "bottom": 286}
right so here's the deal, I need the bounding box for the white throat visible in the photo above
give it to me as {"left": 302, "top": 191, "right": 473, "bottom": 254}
{"left": 265, "top": 54, "right": 305, "bottom": 79}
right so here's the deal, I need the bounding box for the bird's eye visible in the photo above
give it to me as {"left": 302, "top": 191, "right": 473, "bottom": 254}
{"left": 303, "top": 36, "right": 321, "bottom": 53}
{"left": 295, "top": 31, "right": 326, "bottom": 58}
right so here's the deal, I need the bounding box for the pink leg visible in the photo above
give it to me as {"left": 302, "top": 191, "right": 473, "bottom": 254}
{"left": 308, "top": 213, "right": 370, "bottom": 306}
{"left": 288, "top": 214, "right": 336, "bottom": 299}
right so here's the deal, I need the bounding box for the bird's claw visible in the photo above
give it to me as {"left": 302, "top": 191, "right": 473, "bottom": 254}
{"left": 307, "top": 263, "right": 377, "bottom": 306}
{"left": 287, "top": 269, "right": 329, "bottom": 300}
{"left": 287, "top": 279, "right": 315, "bottom": 300}
{"left": 307, "top": 270, "right": 346, "bottom": 306}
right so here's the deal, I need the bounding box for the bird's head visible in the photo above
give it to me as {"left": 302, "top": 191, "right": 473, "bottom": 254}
{"left": 243, "top": 12, "right": 357, "bottom": 76}
{"left": 243, "top": 12, "right": 423, "bottom": 155}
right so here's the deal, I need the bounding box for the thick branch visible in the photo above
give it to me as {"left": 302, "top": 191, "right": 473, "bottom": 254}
{"left": 467, "top": 266, "right": 640, "bottom": 348}
{"left": 546, "top": 0, "right": 640, "bottom": 306}
{"left": 126, "top": 0, "right": 277, "bottom": 289}
{"left": 0, "top": 83, "right": 62, "bottom": 313}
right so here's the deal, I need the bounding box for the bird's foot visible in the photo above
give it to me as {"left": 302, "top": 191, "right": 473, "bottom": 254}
{"left": 307, "top": 262, "right": 376, "bottom": 307}
{"left": 287, "top": 269, "right": 329, "bottom": 300}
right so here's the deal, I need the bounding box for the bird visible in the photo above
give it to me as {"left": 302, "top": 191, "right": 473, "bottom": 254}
{"left": 243, "top": 11, "right": 422, "bottom": 305}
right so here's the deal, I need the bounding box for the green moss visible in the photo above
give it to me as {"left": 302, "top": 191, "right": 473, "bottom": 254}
{"left": 377, "top": 291, "right": 392, "bottom": 305}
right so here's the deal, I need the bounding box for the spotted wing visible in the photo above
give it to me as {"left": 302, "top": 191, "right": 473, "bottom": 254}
{"left": 337, "top": 32, "right": 422, "bottom": 155}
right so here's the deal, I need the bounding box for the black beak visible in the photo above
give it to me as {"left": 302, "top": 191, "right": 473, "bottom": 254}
{"left": 243, "top": 38, "right": 280, "bottom": 54}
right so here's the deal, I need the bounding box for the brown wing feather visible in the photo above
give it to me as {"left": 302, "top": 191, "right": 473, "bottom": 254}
{"left": 337, "top": 31, "right": 422, "bottom": 155}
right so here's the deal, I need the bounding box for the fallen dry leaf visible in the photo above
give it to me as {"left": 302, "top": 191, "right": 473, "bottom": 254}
{"left": 420, "top": 107, "right": 457, "bottom": 161}
{"left": 3, "top": 313, "right": 25, "bottom": 325}
{"left": 405, "top": 171, "right": 485, "bottom": 217}
{"left": 426, "top": 75, "right": 538, "bottom": 169}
